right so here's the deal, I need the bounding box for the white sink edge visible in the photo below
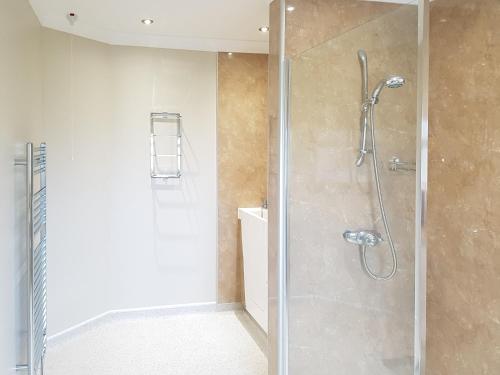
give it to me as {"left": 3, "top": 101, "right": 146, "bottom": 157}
{"left": 238, "top": 207, "right": 268, "bottom": 221}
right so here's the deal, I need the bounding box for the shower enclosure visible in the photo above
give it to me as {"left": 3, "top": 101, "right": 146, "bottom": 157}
{"left": 269, "top": 1, "right": 428, "bottom": 374}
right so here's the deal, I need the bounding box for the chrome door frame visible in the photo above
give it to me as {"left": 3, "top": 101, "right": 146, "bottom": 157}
{"left": 275, "top": 1, "right": 430, "bottom": 375}
{"left": 277, "top": 1, "right": 288, "bottom": 374}
{"left": 414, "top": 0, "right": 430, "bottom": 374}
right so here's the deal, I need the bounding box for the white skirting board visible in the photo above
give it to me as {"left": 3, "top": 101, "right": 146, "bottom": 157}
{"left": 48, "top": 302, "right": 243, "bottom": 347}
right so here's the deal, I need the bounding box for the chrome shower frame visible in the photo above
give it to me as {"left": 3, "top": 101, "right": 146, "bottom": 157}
{"left": 277, "top": 1, "right": 289, "bottom": 374}
{"left": 414, "top": 0, "right": 430, "bottom": 373}
{"left": 276, "top": 0, "right": 429, "bottom": 374}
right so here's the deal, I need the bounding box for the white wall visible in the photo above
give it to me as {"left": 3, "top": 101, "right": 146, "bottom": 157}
{"left": 42, "top": 29, "right": 218, "bottom": 335}
{"left": 0, "top": 0, "right": 43, "bottom": 373}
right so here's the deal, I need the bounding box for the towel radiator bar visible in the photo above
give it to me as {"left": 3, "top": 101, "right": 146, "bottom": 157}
{"left": 150, "top": 112, "right": 182, "bottom": 179}
{"left": 16, "top": 143, "right": 47, "bottom": 375}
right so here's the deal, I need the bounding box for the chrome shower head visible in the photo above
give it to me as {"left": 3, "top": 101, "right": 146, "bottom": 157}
{"left": 371, "top": 75, "right": 406, "bottom": 102}
{"left": 385, "top": 76, "right": 405, "bottom": 89}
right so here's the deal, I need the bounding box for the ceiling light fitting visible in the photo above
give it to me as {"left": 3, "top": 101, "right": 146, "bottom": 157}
{"left": 66, "top": 12, "right": 78, "bottom": 26}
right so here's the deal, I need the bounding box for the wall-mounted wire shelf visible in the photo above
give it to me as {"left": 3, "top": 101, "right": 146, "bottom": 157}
{"left": 15, "top": 143, "right": 47, "bottom": 375}
{"left": 150, "top": 112, "right": 182, "bottom": 180}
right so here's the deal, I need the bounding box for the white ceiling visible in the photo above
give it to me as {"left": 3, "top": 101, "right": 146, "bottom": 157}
{"left": 29, "top": 0, "right": 271, "bottom": 53}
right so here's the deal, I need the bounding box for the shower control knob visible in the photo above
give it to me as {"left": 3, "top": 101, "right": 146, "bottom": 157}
{"left": 343, "top": 230, "right": 383, "bottom": 247}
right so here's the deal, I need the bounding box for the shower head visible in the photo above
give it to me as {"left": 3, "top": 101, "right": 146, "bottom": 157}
{"left": 371, "top": 75, "right": 406, "bottom": 102}
{"left": 385, "top": 76, "right": 406, "bottom": 89}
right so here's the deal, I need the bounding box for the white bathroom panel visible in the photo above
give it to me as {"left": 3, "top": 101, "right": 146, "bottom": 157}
{"left": 0, "top": 1, "right": 44, "bottom": 372}
{"left": 42, "top": 31, "right": 218, "bottom": 335}
{"left": 238, "top": 208, "right": 268, "bottom": 333}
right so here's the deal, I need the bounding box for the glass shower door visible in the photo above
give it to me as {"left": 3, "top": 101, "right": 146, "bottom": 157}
{"left": 285, "top": 1, "right": 419, "bottom": 374}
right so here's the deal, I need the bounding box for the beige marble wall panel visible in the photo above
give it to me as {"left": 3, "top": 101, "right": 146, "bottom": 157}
{"left": 284, "top": 0, "right": 400, "bottom": 57}
{"left": 217, "top": 53, "right": 269, "bottom": 303}
{"left": 427, "top": 0, "right": 500, "bottom": 373}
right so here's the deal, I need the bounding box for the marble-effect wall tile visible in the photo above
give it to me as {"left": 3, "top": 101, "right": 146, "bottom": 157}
{"left": 284, "top": 0, "right": 399, "bottom": 57}
{"left": 427, "top": 0, "right": 500, "bottom": 373}
{"left": 217, "top": 53, "right": 269, "bottom": 303}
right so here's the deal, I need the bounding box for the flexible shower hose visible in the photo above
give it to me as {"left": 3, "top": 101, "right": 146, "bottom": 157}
{"left": 360, "top": 101, "right": 398, "bottom": 280}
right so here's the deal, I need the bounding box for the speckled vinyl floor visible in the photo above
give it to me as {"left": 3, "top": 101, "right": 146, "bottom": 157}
{"left": 45, "top": 310, "right": 268, "bottom": 375}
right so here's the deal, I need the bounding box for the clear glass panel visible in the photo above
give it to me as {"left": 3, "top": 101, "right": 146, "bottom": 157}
{"left": 286, "top": 1, "right": 418, "bottom": 374}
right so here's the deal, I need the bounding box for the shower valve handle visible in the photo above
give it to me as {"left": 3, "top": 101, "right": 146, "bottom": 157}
{"left": 343, "top": 230, "right": 383, "bottom": 248}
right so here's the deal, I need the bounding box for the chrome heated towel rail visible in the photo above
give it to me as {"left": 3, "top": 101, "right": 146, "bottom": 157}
{"left": 16, "top": 143, "right": 47, "bottom": 375}
{"left": 150, "top": 112, "right": 182, "bottom": 180}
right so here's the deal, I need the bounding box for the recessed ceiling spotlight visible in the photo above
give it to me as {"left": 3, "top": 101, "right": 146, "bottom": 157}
{"left": 259, "top": 26, "right": 270, "bottom": 33}
{"left": 287, "top": 5, "right": 295, "bottom": 12}
{"left": 141, "top": 19, "right": 154, "bottom": 25}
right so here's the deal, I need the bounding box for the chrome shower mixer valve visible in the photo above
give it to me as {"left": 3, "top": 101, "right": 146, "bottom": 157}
{"left": 343, "top": 230, "right": 383, "bottom": 248}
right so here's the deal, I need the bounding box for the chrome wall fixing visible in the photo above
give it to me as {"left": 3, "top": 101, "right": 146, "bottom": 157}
{"left": 150, "top": 112, "right": 182, "bottom": 180}
{"left": 15, "top": 143, "right": 47, "bottom": 375}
